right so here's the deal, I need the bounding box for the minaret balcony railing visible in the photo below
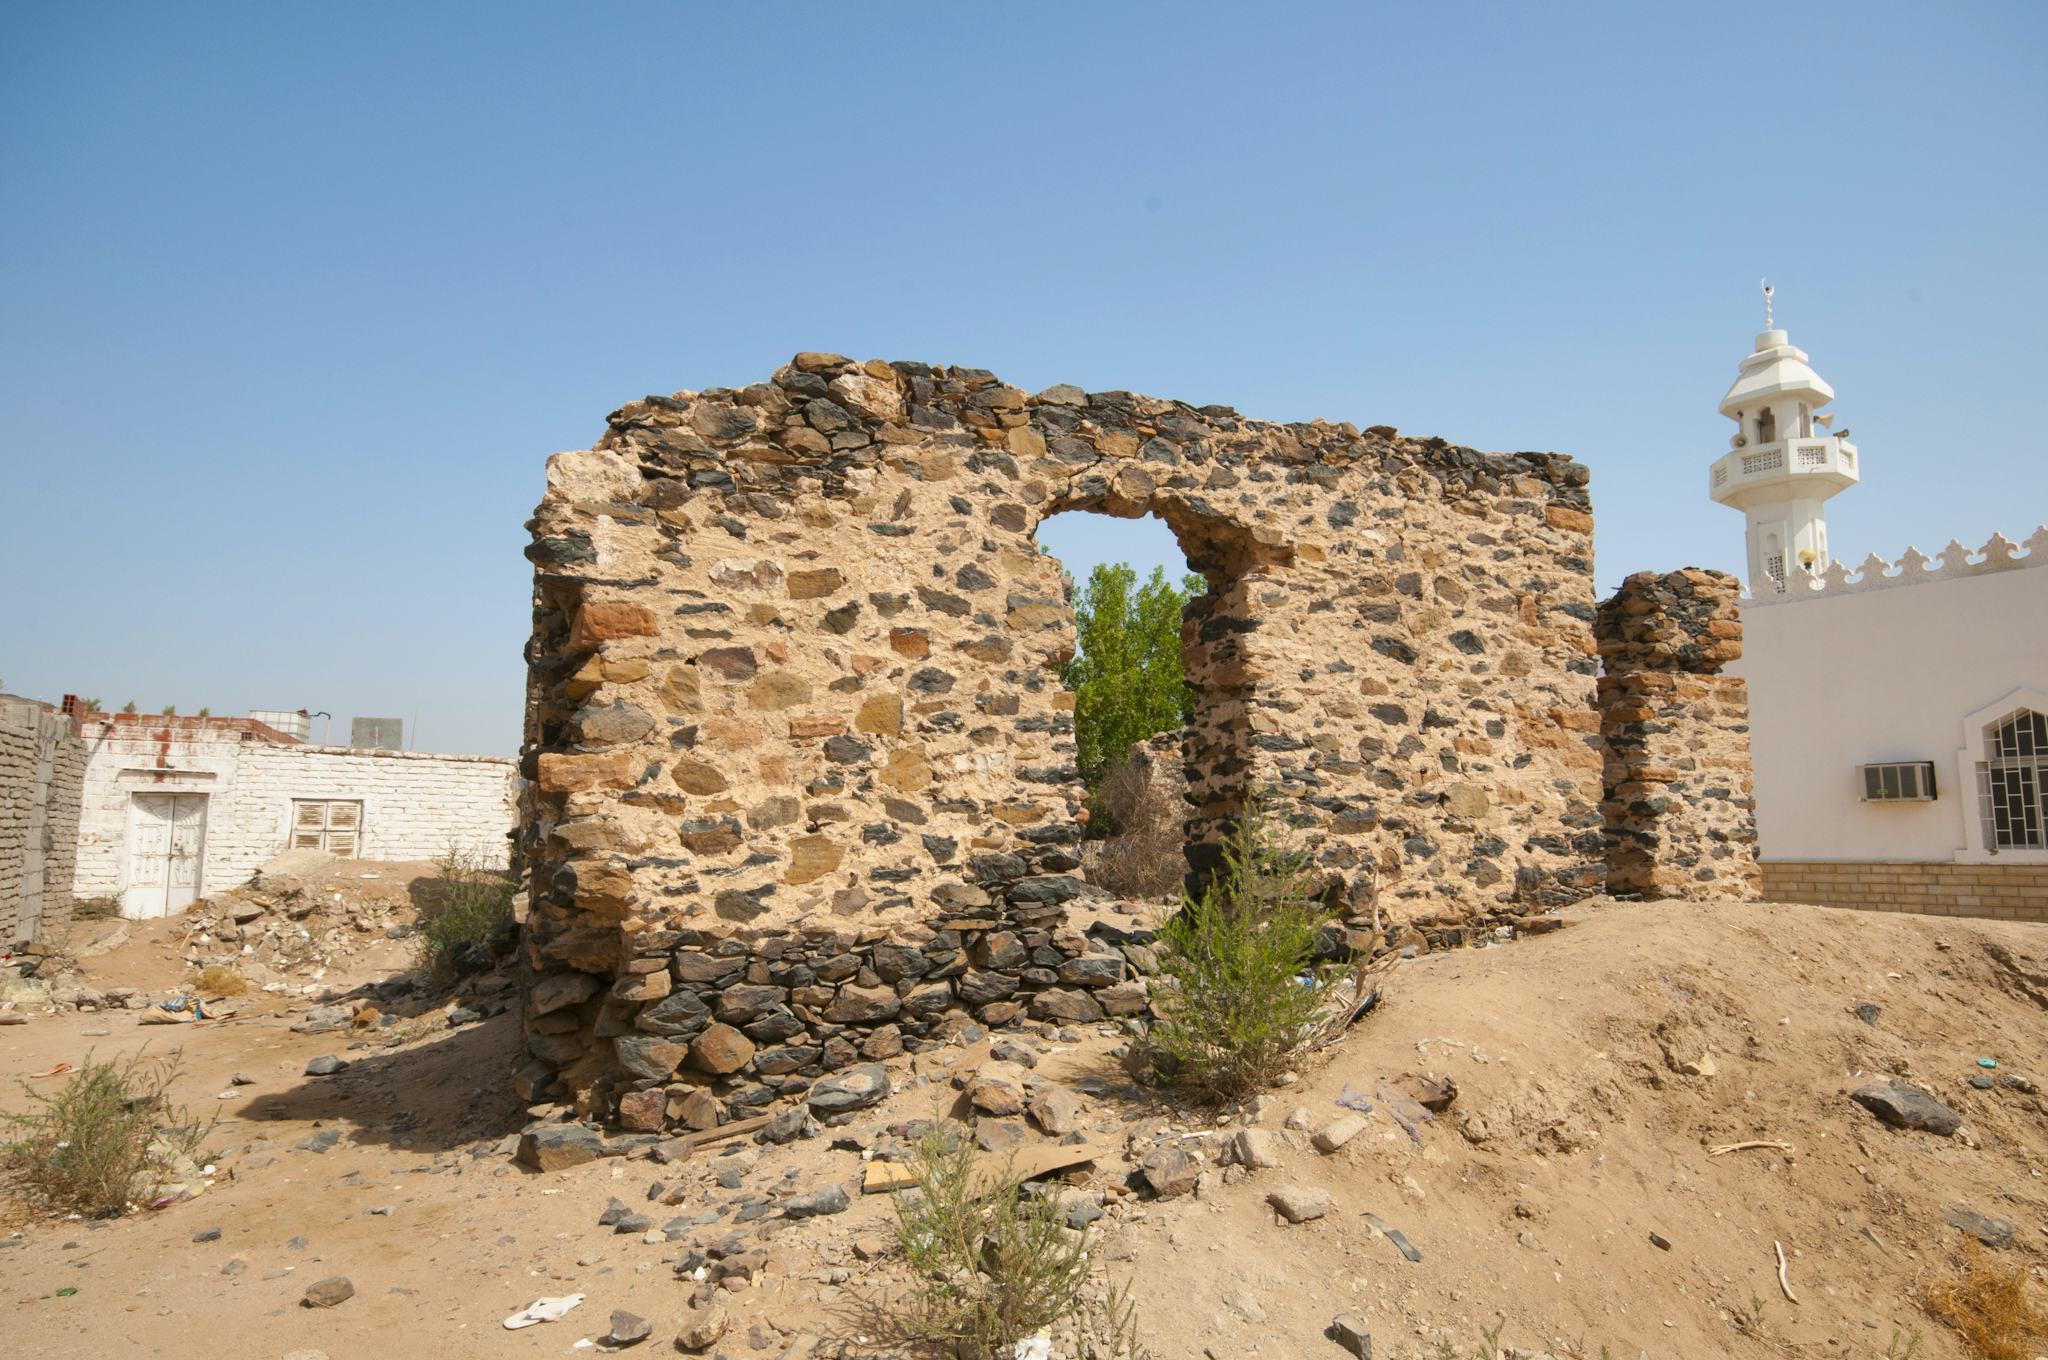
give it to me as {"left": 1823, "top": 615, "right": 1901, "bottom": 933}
{"left": 1708, "top": 436, "right": 1859, "bottom": 501}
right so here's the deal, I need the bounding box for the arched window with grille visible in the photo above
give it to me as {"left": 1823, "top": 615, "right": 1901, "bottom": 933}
{"left": 1978, "top": 707, "right": 2047, "bottom": 850}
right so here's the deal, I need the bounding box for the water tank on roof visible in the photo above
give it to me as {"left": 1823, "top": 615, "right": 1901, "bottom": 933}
{"left": 248, "top": 708, "right": 312, "bottom": 741}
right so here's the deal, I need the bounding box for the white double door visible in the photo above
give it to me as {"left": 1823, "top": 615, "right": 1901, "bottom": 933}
{"left": 125, "top": 793, "right": 208, "bottom": 919}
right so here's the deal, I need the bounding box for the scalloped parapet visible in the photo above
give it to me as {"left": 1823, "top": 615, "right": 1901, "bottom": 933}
{"left": 1744, "top": 525, "right": 2048, "bottom": 607}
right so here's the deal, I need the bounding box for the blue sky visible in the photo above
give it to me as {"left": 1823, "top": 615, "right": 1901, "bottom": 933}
{"left": 3, "top": 3, "right": 2042, "bottom": 755}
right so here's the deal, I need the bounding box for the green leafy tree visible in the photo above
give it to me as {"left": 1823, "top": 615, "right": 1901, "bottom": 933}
{"left": 1061, "top": 563, "right": 1203, "bottom": 787}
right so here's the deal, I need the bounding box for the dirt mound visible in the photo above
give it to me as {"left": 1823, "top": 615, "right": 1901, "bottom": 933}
{"left": 1107, "top": 900, "right": 2048, "bottom": 1358}
{"left": 0, "top": 899, "right": 2041, "bottom": 1359}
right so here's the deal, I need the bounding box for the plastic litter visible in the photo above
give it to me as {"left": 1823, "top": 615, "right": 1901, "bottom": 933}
{"left": 503, "top": 1294, "right": 584, "bottom": 1329}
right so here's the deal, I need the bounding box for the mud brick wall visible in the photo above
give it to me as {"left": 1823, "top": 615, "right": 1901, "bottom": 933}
{"left": 1596, "top": 569, "right": 1760, "bottom": 900}
{"left": 518, "top": 354, "right": 1604, "bottom": 1122}
{"left": 0, "top": 698, "right": 87, "bottom": 944}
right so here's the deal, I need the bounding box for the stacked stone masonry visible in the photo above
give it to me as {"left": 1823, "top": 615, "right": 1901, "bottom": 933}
{"left": 1763, "top": 862, "right": 2048, "bottom": 922}
{"left": 519, "top": 353, "right": 1611, "bottom": 1125}
{"left": 0, "top": 698, "right": 87, "bottom": 944}
{"left": 1596, "top": 569, "right": 1761, "bottom": 900}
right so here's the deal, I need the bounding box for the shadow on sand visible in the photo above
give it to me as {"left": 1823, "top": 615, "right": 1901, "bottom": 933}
{"left": 237, "top": 1007, "right": 530, "bottom": 1157}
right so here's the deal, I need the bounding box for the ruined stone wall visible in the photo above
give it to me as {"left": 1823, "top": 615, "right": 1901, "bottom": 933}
{"left": 518, "top": 354, "right": 1603, "bottom": 1123}
{"left": 1596, "top": 569, "right": 1760, "bottom": 900}
{"left": 0, "top": 698, "right": 86, "bottom": 944}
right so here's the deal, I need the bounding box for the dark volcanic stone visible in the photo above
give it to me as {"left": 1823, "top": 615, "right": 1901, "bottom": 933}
{"left": 781, "top": 1184, "right": 851, "bottom": 1219}
{"left": 1850, "top": 1080, "right": 1962, "bottom": 1136}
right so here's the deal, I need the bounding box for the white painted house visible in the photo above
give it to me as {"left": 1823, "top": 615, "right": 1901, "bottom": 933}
{"left": 1713, "top": 300, "right": 2048, "bottom": 921}
{"left": 67, "top": 706, "right": 519, "bottom": 919}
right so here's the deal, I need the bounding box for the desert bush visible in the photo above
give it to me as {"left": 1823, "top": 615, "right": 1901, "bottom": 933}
{"left": 889, "top": 1123, "right": 1146, "bottom": 1360}
{"left": 186, "top": 964, "right": 248, "bottom": 997}
{"left": 1085, "top": 750, "right": 1186, "bottom": 900}
{"left": 413, "top": 846, "right": 514, "bottom": 979}
{"left": 1927, "top": 1238, "right": 2047, "bottom": 1360}
{"left": 2, "top": 1049, "right": 213, "bottom": 1217}
{"left": 1147, "top": 797, "right": 1331, "bottom": 1101}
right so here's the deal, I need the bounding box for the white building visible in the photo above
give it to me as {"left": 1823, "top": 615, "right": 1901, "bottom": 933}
{"left": 1713, "top": 301, "right": 2048, "bottom": 921}
{"left": 67, "top": 706, "right": 520, "bottom": 919}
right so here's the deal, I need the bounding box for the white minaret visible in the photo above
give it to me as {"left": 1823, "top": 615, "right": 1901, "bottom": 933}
{"left": 1708, "top": 283, "right": 1860, "bottom": 593}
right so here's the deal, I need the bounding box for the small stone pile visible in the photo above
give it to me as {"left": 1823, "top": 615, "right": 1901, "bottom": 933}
{"left": 1595, "top": 569, "right": 1760, "bottom": 899}
{"left": 178, "top": 869, "right": 404, "bottom": 981}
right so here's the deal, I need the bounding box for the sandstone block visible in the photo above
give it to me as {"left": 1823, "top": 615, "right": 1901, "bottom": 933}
{"left": 537, "top": 752, "right": 634, "bottom": 793}
{"left": 787, "top": 568, "right": 845, "bottom": 599}
{"left": 855, "top": 695, "right": 903, "bottom": 736}
{"left": 671, "top": 758, "right": 729, "bottom": 794}
{"left": 689, "top": 1023, "right": 756, "bottom": 1075}
{"left": 784, "top": 834, "right": 844, "bottom": 885}
{"left": 617, "top": 1088, "right": 666, "bottom": 1131}
{"left": 568, "top": 602, "right": 659, "bottom": 650}
{"left": 748, "top": 671, "right": 812, "bottom": 710}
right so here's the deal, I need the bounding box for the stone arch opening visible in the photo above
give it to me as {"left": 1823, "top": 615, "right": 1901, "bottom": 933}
{"left": 517, "top": 354, "right": 1606, "bottom": 1126}
{"left": 1028, "top": 484, "right": 1282, "bottom": 894}
{"left": 1031, "top": 506, "right": 1207, "bottom": 897}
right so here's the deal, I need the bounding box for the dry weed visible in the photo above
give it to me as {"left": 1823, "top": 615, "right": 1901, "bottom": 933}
{"left": 187, "top": 964, "right": 248, "bottom": 997}
{"left": 1926, "top": 1239, "right": 2048, "bottom": 1360}
{"left": 1086, "top": 752, "right": 1185, "bottom": 899}
{"left": 888, "top": 1122, "right": 1147, "bottom": 1359}
{"left": 2, "top": 1049, "right": 215, "bottom": 1218}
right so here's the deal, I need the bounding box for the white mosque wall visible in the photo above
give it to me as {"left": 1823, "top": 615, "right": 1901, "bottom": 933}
{"left": 1730, "top": 538, "right": 2048, "bottom": 871}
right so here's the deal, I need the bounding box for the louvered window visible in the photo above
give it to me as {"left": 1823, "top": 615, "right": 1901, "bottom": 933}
{"left": 291, "top": 799, "right": 362, "bottom": 858}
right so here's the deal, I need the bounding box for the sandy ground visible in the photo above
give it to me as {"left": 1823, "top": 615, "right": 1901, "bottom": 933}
{"left": 1, "top": 898, "right": 2044, "bottom": 1360}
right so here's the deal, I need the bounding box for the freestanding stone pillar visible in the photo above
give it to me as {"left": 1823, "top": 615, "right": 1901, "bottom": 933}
{"left": 1595, "top": 568, "right": 1760, "bottom": 899}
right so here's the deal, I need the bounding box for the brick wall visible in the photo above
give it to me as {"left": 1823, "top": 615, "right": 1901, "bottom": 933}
{"left": 1762, "top": 861, "right": 2048, "bottom": 922}
{"left": 73, "top": 714, "right": 519, "bottom": 910}
{"left": 0, "top": 698, "right": 87, "bottom": 943}
{"left": 1596, "top": 569, "right": 1760, "bottom": 900}
{"left": 218, "top": 744, "right": 520, "bottom": 879}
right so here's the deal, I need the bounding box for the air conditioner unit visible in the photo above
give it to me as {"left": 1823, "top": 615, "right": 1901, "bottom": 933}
{"left": 1860, "top": 761, "right": 1937, "bottom": 802}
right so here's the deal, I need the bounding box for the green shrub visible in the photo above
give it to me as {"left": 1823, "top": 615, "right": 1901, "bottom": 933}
{"left": 890, "top": 1123, "right": 1146, "bottom": 1359}
{"left": 2, "top": 1049, "right": 213, "bottom": 1218}
{"left": 1148, "top": 797, "right": 1330, "bottom": 1101}
{"left": 413, "top": 846, "right": 514, "bottom": 979}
